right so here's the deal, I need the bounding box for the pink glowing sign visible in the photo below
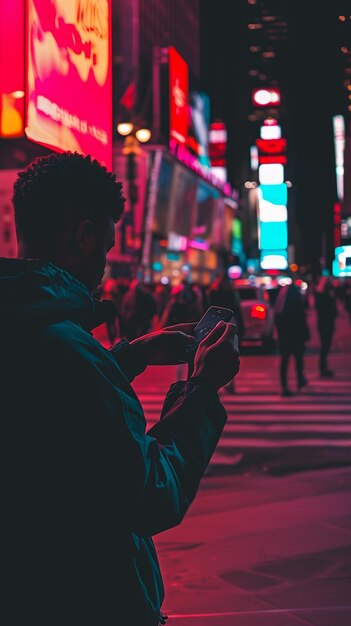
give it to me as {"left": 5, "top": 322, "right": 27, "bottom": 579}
{"left": 26, "top": 0, "right": 112, "bottom": 168}
{"left": 169, "top": 46, "right": 189, "bottom": 147}
{"left": 0, "top": 0, "right": 25, "bottom": 137}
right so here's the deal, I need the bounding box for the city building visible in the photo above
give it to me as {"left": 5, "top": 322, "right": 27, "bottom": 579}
{"left": 200, "top": 0, "right": 351, "bottom": 277}
{"left": 0, "top": 0, "right": 241, "bottom": 286}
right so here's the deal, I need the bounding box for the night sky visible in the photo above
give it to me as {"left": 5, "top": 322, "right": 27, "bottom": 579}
{"left": 199, "top": 1, "right": 350, "bottom": 273}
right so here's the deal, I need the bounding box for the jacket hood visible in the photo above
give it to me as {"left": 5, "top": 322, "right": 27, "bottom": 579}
{"left": 0, "top": 258, "right": 116, "bottom": 334}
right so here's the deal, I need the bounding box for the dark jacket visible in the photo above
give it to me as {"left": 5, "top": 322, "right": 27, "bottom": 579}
{"left": 274, "top": 284, "right": 310, "bottom": 349}
{"left": 314, "top": 278, "right": 338, "bottom": 333}
{"left": 0, "top": 259, "right": 227, "bottom": 626}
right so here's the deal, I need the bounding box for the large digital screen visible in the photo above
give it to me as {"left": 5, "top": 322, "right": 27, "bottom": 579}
{"left": 333, "top": 245, "right": 351, "bottom": 277}
{"left": 169, "top": 46, "right": 188, "bottom": 148}
{"left": 167, "top": 162, "right": 198, "bottom": 240}
{"left": 211, "top": 198, "right": 236, "bottom": 253}
{"left": 153, "top": 155, "right": 173, "bottom": 237}
{"left": 232, "top": 216, "right": 243, "bottom": 257}
{"left": 259, "top": 221, "right": 288, "bottom": 250}
{"left": 260, "top": 250, "right": 288, "bottom": 271}
{"left": 26, "top": 0, "right": 112, "bottom": 168}
{"left": 187, "top": 91, "right": 211, "bottom": 167}
{"left": 192, "top": 181, "right": 217, "bottom": 243}
{"left": 211, "top": 197, "right": 225, "bottom": 248}
{"left": 0, "top": 0, "right": 25, "bottom": 137}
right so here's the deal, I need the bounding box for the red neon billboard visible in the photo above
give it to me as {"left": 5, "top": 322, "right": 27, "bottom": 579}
{"left": 169, "top": 46, "right": 189, "bottom": 148}
{"left": 259, "top": 155, "right": 287, "bottom": 165}
{"left": 26, "top": 0, "right": 112, "bottom": 169}
{"left": 0, "top": 0, "right": 25, "bottom": 137}
{"left": 256, "top": 138, "right": 287, "bottom": 154}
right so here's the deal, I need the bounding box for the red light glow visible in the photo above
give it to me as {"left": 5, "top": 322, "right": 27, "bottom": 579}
{"left": 256, "top": 138, "right": 287, "bottom": 154}
{"left": 259, "top": 155, "right": 287, "bottom": 165}
{"left": 251, "top": 304, "right": 266, "bottom": 319}
{"left": 263, "top": 117, "right": 278, "bottom": 126}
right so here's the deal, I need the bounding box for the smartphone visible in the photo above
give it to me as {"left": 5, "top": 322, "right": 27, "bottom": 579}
{"left": 184, "top": 306, "right": 236, "bottom": 361}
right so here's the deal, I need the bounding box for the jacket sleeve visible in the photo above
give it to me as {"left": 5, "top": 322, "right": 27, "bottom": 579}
{"left": 109, "top": 338, "right": 147, "bottom": 382}
{"left": 89, "top": 352, "right": 227, "bottom": 537}
{"left": 129, "top": 378, "right": 227, "bottom": 536}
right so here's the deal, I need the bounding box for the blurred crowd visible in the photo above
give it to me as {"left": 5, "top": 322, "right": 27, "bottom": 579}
{"left": 95, "top": 271, "right": 351, "bottom": 395}
{"left": 97, "top": 273, "right": 351, "bottom": 339}
{"left": 95, "top": 272, "right": 245, "bottom": 346}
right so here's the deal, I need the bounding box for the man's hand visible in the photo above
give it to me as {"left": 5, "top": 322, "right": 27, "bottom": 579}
{"left": 130, "top": 323, "right": 197, "bottom": 366}
{"left": 190, "top": 321, "right": 240, "bottom": 391}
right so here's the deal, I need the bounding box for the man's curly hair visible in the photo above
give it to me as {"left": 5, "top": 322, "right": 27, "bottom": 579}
{"left": 12, "top": 151, "right": 125, "bottom": 245}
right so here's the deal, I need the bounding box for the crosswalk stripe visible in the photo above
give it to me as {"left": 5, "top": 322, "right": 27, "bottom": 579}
{"left": 135, "top": 385, "right": 351, "bottom": 463}
{"left": 141, "top": 403, "right": 351, "bottom": 415}
{"left": 213, "top": 438, "right": 351, "bottom": 448}
{"left": 146, "top": 412, "right": 351, "bottom": 428}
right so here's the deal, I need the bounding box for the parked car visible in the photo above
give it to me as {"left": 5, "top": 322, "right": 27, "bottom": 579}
{"left": 234, "top": 279, "right": 278, "bottom": 352}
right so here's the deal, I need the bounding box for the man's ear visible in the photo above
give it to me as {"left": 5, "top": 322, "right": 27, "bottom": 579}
{"left": 74, "top": 219, "right": 95, "bottom": 252}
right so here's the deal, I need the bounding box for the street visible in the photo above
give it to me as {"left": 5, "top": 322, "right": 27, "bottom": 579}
{"left": 155, "top": 466, "right": 351, "bottom": 626}
{"left": 130, "top": 301, "right": 351, "bottom": 625}
{"left": 133, "top": 299, "right": 351, "bottom": 474}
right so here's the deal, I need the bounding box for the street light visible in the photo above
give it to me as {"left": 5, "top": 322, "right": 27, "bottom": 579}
{"left": 116, "top": 122, "right": 134, "bottom": 136}
{"left": 116, "top": 119, "right": 152, "bottom": 256}
{"left": 116, "top": 121, "right": 151, "bottom": 144}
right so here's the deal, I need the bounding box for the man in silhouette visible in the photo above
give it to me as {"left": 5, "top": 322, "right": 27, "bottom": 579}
{"left": 1, "top": 151, "right": 240, "bottom": 626}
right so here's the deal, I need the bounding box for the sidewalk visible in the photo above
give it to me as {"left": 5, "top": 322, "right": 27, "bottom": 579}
{"left": 127, "top": 295, "right": 351, "bottom": 392}
{"left": 93, "top": 298, "right": 351, "bottom": 623}
{"left": 157, "top": 465, "right": 351, "bottom": 626}
{"left": 152, "top": 304, "right": 351, "bottom": 625}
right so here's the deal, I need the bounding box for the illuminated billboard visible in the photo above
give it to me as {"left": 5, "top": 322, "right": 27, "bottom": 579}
{"left": 260, "top": 250, "right": 288, "bottom": 270}
{"left": 167, "top": 162, "right": 197, "bottom": 239}
{"left": 258, "top": 182, "right": 288, "bottom": 271}
{"left": 26, "top": 0, "right": 112, "bottom": 168}
{"left": 332, "top": 114, "right": 345, "bottom": 202}
{"left": 260, "top": 124, "right": 281, "bottom": 140}
{"left": 258, "top": 184, "right": 288, "bottom": 222}
{"left": 187, "top": 91, "right": 211, "bottom": 167}
{"left": 258, "top": 163, "right": 284, "bottom": 185}
{"left": 0, "top": 0, "right": 25, "bottom": 137}
{"left": 169, "top": 46, "right": 188, "bottom": 148}
{"left": 259, "top": 221, "right": 287, "bottom": 250}
{"left": 332, "top": 245, "right": 351, "bottom": 277}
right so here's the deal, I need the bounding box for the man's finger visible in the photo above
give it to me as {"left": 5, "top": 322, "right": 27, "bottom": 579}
{"left": 199, "top": 320, "right": 226, "bottom": 346}
{"left": 163, "top": 330, "right": 197, "bottom": 349}
{"left": 233, "top": 334, "right": 240, "bottom": 355}
{"left": 201, "top": 321, "right": 238, "bottom": 348}
{"left": 163, "top": 322, "right": 198, "bottom": 333}
{"left": 214, "top": 322, "right": 239, "bottom": 349}
{"left": 220, "top": 321, "right": 237, "bottom": 339}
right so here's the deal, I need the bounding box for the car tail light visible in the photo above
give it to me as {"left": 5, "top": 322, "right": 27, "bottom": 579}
{"left": 251, "top": 304, "right": 266, "bottom": 319}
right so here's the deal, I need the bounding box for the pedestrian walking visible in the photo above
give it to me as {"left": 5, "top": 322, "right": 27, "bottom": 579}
{"left": 274, "top": 282, "right": 310, "bottom": 396}
{"left": 1, "top": 151, "right": 240, "bottom": 626}
{"left": 314, "top": 274, "right": 338, "bottom": 377}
